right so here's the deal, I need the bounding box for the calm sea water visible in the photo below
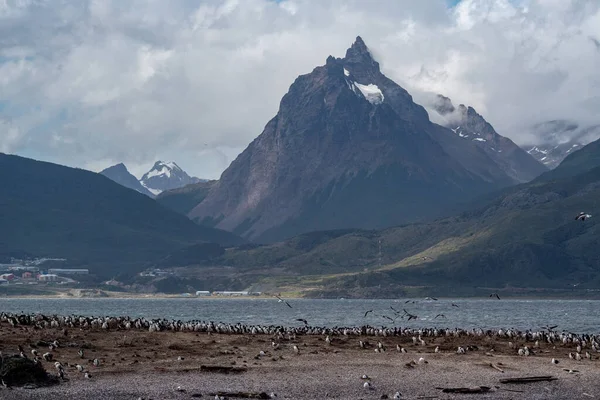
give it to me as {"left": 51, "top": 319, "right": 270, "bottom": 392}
{"left": 1, "top": 298, "right": 599, "bottom": 333}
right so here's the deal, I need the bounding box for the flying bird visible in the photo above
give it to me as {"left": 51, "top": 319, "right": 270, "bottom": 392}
{"left": 451, "top": 303, "right": 460, "bottom": 308}
{"left": 575, "top": 212, "right": 592, "bottom": 221}
{"left": 382, "top": 315, "right": 396, "bottom": 323}
{"left": 274, "top": 295, "right": 292, "bottom": 308}
{"left": 403, "top": 309, "right": 418, "bottom": 321}
{"left": 434, "top": 314, "right": 446, "bottom": 319}
{"left": 542, "top": 325, "right": 558, "bottom": 332}
{"left": 296, "top": 318, "right": 308, "bottom": 325}
{"left": 364, "top": 310, "right": 373, "bottom": 318}
{"left": 490, "top": 293, "right": 501, "bottom": 300}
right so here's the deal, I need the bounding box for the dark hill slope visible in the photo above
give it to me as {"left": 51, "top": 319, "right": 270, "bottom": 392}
{"left": 0, "top": 153, "right": 244, "bottom": 276}
{"left": 156, "top": 180, "right": 217, "bottom": 216}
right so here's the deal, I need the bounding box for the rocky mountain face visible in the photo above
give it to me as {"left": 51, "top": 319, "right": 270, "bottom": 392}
{"left": 521, "top": 120, "right": 600, "bottom": 169}
{"left": 180, "top": 136, "right": 600, "bottom": 296}
{"left": 156, "top": 180, "right": 217, "bottom": 216}
{"left": 189, "top": 37, "right": 524, "bottom": 243}
{"left": 430, "top": 95, "right": 547, "bottom": 182}
{"left": 100, "top": 163, "right": 155, "bottom": 197}
{"left": 140, "top": 161, "right": 203, "bottom": 195}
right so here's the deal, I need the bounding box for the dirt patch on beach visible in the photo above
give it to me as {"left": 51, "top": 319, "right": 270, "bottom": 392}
{"left": 0, "top": 322, "right": 598, "bottom": 399}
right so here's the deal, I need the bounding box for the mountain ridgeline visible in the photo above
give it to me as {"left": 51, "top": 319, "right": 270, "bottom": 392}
{"left": 522, "top": 120, "right": 600, "bottom": 169}
{"left": 177, "top": 135, "right": 600, "bottom": 297}
{"left": 99, "top": 163, "right": 155, "bottom": 197}
{"left": 430, "top": 94, "right": 547, "bottom": 182}
{"left": 0, "top": 153, "right": 244, "bottom": 277}
{"left": 100, "top": 160, "right": 204, "bottom": 198}
{"left": 189, "top": 37, "right": 545, "bottom": 243}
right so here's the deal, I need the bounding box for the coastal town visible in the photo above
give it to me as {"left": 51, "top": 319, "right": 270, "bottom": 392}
{"left": 0, "top": 258, "right": 262, "bottom": 297}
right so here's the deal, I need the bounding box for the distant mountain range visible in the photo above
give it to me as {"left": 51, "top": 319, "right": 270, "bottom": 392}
{"left": 188, "top": 36, "right": 546, "bottom": 243}
{"left": 0, "top": 153, "right": 243, "bottom": 277}
{"left": 430, "top": 94, "right": 547, "bottom": 183}
{"left": 100, "top": 161, "right": 205, "bottom": 197}
{"left": 4, "top": 36, "right": 599, "bottom": 296}
{"left": 99, "top": 163, "right": 155, "bottom": 197}
{"left": 521, "top": 120, "right": 600, "bottom": 169}
{"left": 169, "top": 134, "right": 600, "bottom": 297}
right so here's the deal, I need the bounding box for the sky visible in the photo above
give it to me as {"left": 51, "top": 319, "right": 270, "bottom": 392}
{"left": 1, "top": 0, "right": 600, "bottom": 179}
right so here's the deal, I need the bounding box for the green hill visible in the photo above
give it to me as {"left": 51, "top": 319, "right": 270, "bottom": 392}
{"left": 0, "top": 153, "right": 244, "bottom": 277}
{"left": 162, "top": 138, "right": 600, "bottom": 296}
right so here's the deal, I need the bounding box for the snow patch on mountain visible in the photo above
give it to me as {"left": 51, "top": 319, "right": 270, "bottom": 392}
{"left": 354, "top": 83, "right": 384, "bottom": 105}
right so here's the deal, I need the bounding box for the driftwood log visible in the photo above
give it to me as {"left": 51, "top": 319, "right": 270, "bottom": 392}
{"left": 437, "top": 386, "right": 491, "bottom": 394}
{"left": 499, "top": 376, "right": 558, "bottom": 384}
{"left": 489, "top": 363, "right": 505, "bottom": 373}
{"left": 199, "top": 365, "right": 248, "bottom": 374}
{"left": 209, "top": 391, "right": 271, "bottom": 399}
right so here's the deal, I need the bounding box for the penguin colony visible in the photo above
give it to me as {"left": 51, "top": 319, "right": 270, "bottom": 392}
{"left": 2, "top": 312, "right": 599, "bottom": 350}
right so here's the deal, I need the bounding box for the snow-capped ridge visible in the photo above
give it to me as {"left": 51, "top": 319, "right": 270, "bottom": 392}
{"left": 139, "top": 160, "right": 203, "bottom": 193}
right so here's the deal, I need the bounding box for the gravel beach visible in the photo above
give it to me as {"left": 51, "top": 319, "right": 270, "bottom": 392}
{"left": 1, "top": 321, "right": 598, "bottom": 399}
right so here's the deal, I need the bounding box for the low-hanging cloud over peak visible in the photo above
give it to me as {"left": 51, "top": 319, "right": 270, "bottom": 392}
{"left": 1, "top": 0, "right": 599, "bottom": 178}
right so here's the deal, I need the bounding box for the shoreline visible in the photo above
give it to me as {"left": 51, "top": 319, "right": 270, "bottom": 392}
{"left": 0, "top": 320, "right": 598, "bottom": 399}
{"left": 2, "top": 292, "right": 600, "bottom": 300}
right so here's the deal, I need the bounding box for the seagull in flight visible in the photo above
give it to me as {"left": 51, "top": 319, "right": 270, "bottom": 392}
{"left": 541, "top": 325, "right": 558, "bottom": 332}
{"left": 382, "top": 315, "right": 396, "bottom": 323}
{"left": 390, "top": 306, "right": 401, "bottom": 313}
{"left": 296, "top": 318, "right": 308, "bottom": 325}
{"left": 575, "top": 212, "right": 592, "bottom": 221}
{"left": 274, "top": 295, "right": 292, "bottom": 308}
{"left": 403, "top": 309, "right": 418, "bottom": 321}
{"left": 364, "top": 309, "right": 373, "bottom": 318}
{"left": 490, "top": 293, "right": 501, "bottom": 300}
{"left": 434, "top": 314, "right": 446, "bottom": 319}
{"left": 451, "top": 303, "right": 459, "bottom": 308}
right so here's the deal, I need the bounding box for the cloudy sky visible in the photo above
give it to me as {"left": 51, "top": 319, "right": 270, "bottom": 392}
{"left": 1, "top": 0, "right": 599, "bottom": 179}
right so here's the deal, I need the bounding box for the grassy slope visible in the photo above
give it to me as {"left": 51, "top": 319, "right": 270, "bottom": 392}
{"left": 168, "top": 140, "right": 600, "bottom": 295}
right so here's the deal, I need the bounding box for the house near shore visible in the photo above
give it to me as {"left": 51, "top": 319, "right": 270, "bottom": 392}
{"left": 0, "top": 273, "right": 15, "bottom": 281}
{"left": 38, "top": 274, "right": 59, "bottom": 282}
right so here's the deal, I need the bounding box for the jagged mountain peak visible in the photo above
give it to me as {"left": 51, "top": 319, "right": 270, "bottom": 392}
{"left": 112, "top": 162, "right": 127, "bottom": 169}
{"left": 140, "top": 160, "right": 201, "bottom": 195}
{"left": 428, "top": 93, "right": 547, "bottom": 182}
{"left": 100, "top": 162, "right": 155, "bottom": 197}
{"left": 345, "top": 36, "right": 372, "bottom": 60}
{"left": 342, "top": 36, "right": 381, "bottom": 80}
{"left": 147, "top": 160, "right": 182, "bottom": 175}
{"left": 188, "top": 37, "right": 530, "bottom": 242}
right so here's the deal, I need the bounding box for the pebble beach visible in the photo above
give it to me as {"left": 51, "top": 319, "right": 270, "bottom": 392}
{"left": 1, "top": 314, "right": 599, "bottom": 399}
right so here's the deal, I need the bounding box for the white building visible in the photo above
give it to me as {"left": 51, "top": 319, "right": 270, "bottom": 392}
{"left": 213, "top": 291, "right": 249, "bottom": 296}
{"left": 195, "top": 291, "right": 211, "bottom": 296}
{"left": 38, "top": 274, "right": 59, "bottom": 282}
{"left": 48, "top": 268, "right": 89, "bottom": 275}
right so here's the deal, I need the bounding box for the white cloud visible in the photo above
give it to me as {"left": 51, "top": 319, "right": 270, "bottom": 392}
{"left": 1, "top": 0, "right": 599, "bottom": 178}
